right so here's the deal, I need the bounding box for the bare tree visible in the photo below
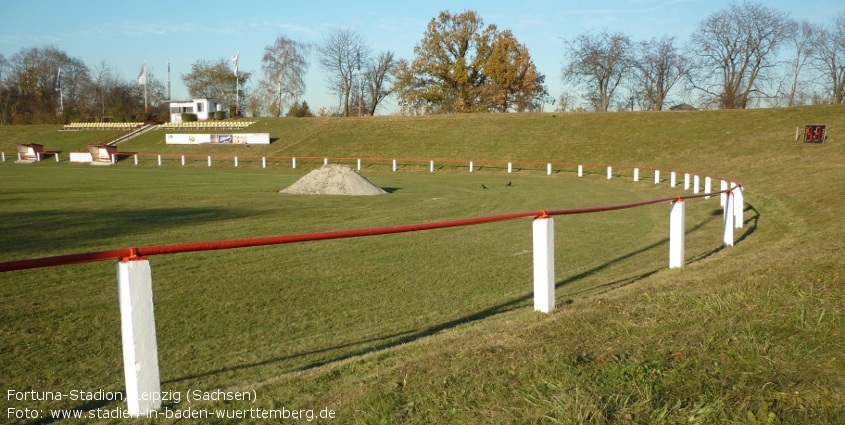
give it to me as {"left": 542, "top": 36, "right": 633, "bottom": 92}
{"left": 782, "top": 20, "right": 820, "bottom": 106}
{"left": 6, "top": 45, "right": 89, "bottom": 123}
{"left": 259, "top": 34, "right": 310, "bottom": 117}
{"left": 363, "top": 50, "right": 395, "bottom": 116}
{"left": 88, "top": 60, "right": 122, "bottom": 118}
{"left": 688, "top": 2, "right": 791, "bottom": 109}
{"left": 316, "top": 28, "right": 369, "bottom": 116}
{"left": 634, "top": 36, "right": 691, "bottom": 110}
{"left": 562, "top": 30, "right": 633, "bottom": 112}
{"left": 0, "top": 53, "right": 9, "bottom": 124}
{"left": 812, "top": 12, "right": 845, "bottom": 103}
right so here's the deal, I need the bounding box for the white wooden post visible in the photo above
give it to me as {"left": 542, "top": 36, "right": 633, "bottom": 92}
{"left": 262, "top": 157, "right": 266, "bottom": 169}
{"left": 724, "top": 191, "right": 735, "bottom": 246}
{"left": 684, "top": 173, "right": 690, "bottom": 190}
{"left": 634, "top": 168, "right": 639, "bottom": 182}
{"left": 720, "top": 180, "right": 727, "bottom": 206}
{"left": 292, "top": 157, "right": 296, "bottom": 169}
{"left": 547, "top": 163, "right": 552, "bottom": 175}
{"left": 469, "top": 161, "right": 474, "bottom": 173}
{"left": 324, "top": 158, "right": 328, "bottom": 165}
{"left": 578, "top": 165, "right": 583, "bottom": 177}
{"left": 671, "top": 172, "right": 677, "bottom": 187}
{"left": 116, "top": 258, "right": 162, "bottom": 417}
{"left": 607, "top": 166, "right": 612, "bottom": 179}
{"left": 157, "top": 155, "right": 161, "bottom": 166}
{"left": 55, "top": 153, "right": 60, "bottom": 162}
{"left": 208, "top": 156, "right": 212, "bottom": 167}
{"left": 392, "top": 159, "right": 397, "bottom": 172}
{"left": 234, "top": 156, "right": 239, "bottom": 167}
{"left": 1, "top": 152, "right": 5, "bottom": 161}
{"left": 181, "top": 155, "right": 185, "bottom": 166}
{"left": 704, "top": 177, "right": 712, "bottom": 199}
{"left": 37, "top": 152, "right": 42, "bottom": 161}
{"left": 669, "top": 199, "right": 685, "bottom": 269}
{"left": 430, "top": 160, "right": 434, "bottom": 172}
{"left": 734, "top": 185, "right": 744, "bottom": 229}
{"left": 654, "top": 170, "right": 660, "bottom": 184}
{"left": 693, "top": 175, "right": 700, "bottom": 194}
{"left": 111, "top": 154, "right": 116, "bottom": 164}
{"left": 18, "top": 152, "right": 22, "bottom": 161}
{"left": 134, "top": 154, "right": 138, "bottom": 165}
{"left": 532, "top": 216, "right": 555, "bottom": 313}
{"left": 358, "top": 159, "right": 362, "bottom": 170}
{"left": 508, "top": 162, "right": 512, "bottom": 173}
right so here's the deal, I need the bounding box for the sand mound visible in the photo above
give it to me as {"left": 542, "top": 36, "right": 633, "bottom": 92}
{"left": 280, "top": 163, "right": 388, "bottom": 196}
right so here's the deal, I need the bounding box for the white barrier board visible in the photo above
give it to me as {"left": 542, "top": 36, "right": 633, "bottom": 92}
{"left": 165, "top": 133, "right": 270, "bottom": 145}
{"left": 69, "top": 152, "right": 94, "bottom": 163}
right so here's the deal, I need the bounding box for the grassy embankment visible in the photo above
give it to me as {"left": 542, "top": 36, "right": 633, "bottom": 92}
{"left": 0, "top": 105, "right": 843, "bottom": 423}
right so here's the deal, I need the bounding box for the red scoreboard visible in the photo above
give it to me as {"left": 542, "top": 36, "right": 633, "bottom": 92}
{"left": 804, "top": 125, "right": 826, "bottom": 143}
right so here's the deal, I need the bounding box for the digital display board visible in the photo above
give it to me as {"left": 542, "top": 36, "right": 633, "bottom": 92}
{"left": 804, "top": 125, "right": 826, "bottom": 143}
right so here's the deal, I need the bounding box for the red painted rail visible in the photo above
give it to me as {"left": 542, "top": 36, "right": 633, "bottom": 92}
{"left": 0, "top": 190, "right": 730, "bottom": 273}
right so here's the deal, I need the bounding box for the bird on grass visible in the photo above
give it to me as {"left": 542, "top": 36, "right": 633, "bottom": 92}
{"left": 507, "top": 181, "right": 512, "bottom": 187}
{"left": 482, "top": 184, "right": 488, "bottom": 189}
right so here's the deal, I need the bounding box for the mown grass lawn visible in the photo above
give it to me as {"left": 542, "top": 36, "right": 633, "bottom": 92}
{"left": 1, "top": 105, "right": 843, "bottom": 423}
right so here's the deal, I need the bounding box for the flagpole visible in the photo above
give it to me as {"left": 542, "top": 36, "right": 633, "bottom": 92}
{"left": 357, "top": 43, "right": 362, "bottom": 117}
{"left": 56, "top": 67, "right": 64, "bottom": 116}
{"left": 232, "top": 51, "right": 239, "bottom": 118}
{"left": 142, "top": 62, "right": 148, "bottom": 114}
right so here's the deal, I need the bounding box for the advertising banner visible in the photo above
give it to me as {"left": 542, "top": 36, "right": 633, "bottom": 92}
{"left": 165, "top": 133, "right": 270, "bottom": 145}
{"left": 69, "top": 152, "right": 94, "bottom": 163}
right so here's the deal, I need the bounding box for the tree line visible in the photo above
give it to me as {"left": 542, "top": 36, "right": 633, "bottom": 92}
{"left": 1, "top": 2, "right": 844, "bottom": 124}
{"left": 562, "top": 2, "right": 845, "bottom": 111}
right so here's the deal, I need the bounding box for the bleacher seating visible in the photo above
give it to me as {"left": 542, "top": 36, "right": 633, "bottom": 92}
{"left": 62, "top": 122, "right": 144, "bottom": 131}
{"left": 157, "top": 121, "right": 255, "bottom": 130}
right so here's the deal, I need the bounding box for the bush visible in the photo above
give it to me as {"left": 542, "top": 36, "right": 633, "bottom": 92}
{"left": 181, "top": 113, "right": 198, "bottom": 122}
{"left": 214, "top": 111, "right": 227, "bottom": 120}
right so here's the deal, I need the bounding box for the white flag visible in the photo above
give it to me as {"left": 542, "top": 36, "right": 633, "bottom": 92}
{"left": 55, "top": 67, "right": 62, "bottom": 91}
{"left": 232, "top": 51, "right": 239, "bottom": 76}
{"left": 138, "top": 63, "right": 146, "bottom": 84}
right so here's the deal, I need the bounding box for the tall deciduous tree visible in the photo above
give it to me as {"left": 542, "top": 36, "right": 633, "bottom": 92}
{"left": 5, "top": 45, "right": 89, "bottom": 123}
{"left": 390, "top": 58, "right": 422, "bottom": 115}
{"left": 634, "top": 36, "right": 691, "bottom": 111}
{"left": 562, "top": 30, "right": 633, "bottom": 112}
{"left": 363, "top": 50, "right": 396, "bottom": 116}
{"left": 0, "top": 53, "right": 10, "bottom": 124}
{"left": 409, "top": 10, "right": 495, "bottom": 113}
{"left": 783, "top": 20, "right": 820, "bottom": 106}
{"left": 398, "top": 10, "right": 546, "bottom": 114}
{"left": 688, "top": 1, "right": 791, "bottom": 109}
{"left": 483, "top": 30, "right": 548, "bottom": 112}
{"left": 259, "top": 34, "right": 310, "bottom": 117}
{"left": 813, "top": 12, "right": 845, "bottom": 103}
{"left": 181, "top": 58, "right": 250, "bottom": 116}
{"left": 316, "top": 28, "right": 369, "bottom": 116}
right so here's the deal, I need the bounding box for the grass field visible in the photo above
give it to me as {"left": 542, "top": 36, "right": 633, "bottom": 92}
{"left": 1, "top": 105, "right": 843, "bottom": 423}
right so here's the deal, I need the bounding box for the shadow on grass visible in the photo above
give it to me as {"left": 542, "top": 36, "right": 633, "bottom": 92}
{"left": 159, "top": 203, "right": 761, "bottom": 388}
{"left": 0, "top": 207, "right": 256, "bottom": 257}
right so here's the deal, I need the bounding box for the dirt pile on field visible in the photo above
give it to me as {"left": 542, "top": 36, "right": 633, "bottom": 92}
{"left": 280, "top": 163, "right": 387, "bottom": 196}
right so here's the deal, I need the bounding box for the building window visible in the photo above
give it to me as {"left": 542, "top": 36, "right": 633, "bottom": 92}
{"left": 196, "top": 103, "right": 204, "bottom": 113}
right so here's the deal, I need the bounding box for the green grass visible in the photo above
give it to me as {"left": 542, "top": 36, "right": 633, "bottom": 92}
{"left": 1, "top": 105, "right": 843, "bottom": 423}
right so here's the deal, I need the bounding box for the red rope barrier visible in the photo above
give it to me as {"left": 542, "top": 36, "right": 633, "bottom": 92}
{"left": 0, "top": 190, "right": 729, "bottom": 273}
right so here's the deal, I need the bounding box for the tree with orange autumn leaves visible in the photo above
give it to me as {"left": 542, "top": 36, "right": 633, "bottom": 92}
{"left": 392, "top": 10, "right": 548, "bottom": 114}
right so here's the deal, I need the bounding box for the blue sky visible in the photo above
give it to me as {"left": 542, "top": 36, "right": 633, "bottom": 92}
{"left": 2, "top": 0, "right": 842, "bottom": 113}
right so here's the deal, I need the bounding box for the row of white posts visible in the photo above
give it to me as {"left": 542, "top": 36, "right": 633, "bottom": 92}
{"left": 533, "top": 178, "right": 743, "bottom": 312}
